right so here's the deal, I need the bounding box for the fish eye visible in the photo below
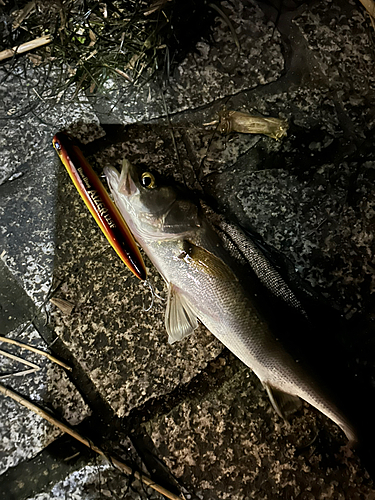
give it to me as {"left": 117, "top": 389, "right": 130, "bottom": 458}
{"left": 53, "top": 140, "right": 62, "bottom": 152}
{"left": 141, "top": 172, "right": 156, "bottom": 189}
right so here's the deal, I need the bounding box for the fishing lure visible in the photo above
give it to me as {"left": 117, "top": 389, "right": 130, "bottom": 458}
{"left": 52, "top": 132, "right": 146, "bottom": 281}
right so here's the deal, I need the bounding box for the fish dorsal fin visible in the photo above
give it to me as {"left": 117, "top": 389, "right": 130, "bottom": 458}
{"left": 165, "top": 283, "right": 199, "bottom": 344}
{"left": 200, "top": 203, "right": 303, "bottom": 312}
{"left": 263, "top": 382, "right": 302, "bottom": 419}
{"left": 220, "top": 221, "right": 303, "bottom": 311}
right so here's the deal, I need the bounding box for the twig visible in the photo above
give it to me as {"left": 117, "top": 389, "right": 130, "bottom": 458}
{"left": 0, "top": 368, "right": 39, "bottom": 380}
{"left": 112, "top": 68, "right": 134, "bottom": 83}
{"left": 0, "top": 383, "right": 183, "bottom": 500}
{"left": 203, "top": 120, "right": 219, "bottom": 127}
{"left": 0, "top": 336, "right": 72, "bottom": 371}
{"left": 0, "top": 36, "right": 52, "bottom": 62}
{"left": 0, "top": 349, "right": 40, "bottom": 371}
{"left": 32, "top": 87, "right": 45, "bottom": 101}
{"left": 12, "top": 1, "right": 36, "bottom": 30}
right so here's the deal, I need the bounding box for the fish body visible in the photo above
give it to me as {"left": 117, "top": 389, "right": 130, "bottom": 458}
{"left": 104, "top": 161, "right": 356, "bottom": 443}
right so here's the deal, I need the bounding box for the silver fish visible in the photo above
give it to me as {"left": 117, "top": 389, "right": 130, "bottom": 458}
{"left": 104, "top": 160, "right": 356, "bottom": 443}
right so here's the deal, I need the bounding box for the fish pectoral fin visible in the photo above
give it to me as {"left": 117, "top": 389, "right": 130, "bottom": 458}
{"left": 165, "top": 284, "right": 199, "bottom": 344}
{"left": 264, "top": 383, "right": 302, "bottom": 420}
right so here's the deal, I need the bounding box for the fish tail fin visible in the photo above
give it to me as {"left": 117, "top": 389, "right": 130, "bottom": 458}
{"left": 338, "top": 419, "right": 357, "bottom": 445}
{"left": 264, "top": 382, "right": 357, "bottom": 444}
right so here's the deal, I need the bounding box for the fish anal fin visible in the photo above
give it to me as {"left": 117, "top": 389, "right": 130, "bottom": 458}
{"left": 165, "top": 283, "right": 198, "bottom": 344}
{"left": 264, "top": 383, "right": 302, "bottom": 420}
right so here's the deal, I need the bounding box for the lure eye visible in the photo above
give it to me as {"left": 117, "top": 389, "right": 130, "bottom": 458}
{"left": 141, "top": 172, "right": 156, "bottom": 189}
{"left": 53, "top": 140, "right": 62, "bottom": 152}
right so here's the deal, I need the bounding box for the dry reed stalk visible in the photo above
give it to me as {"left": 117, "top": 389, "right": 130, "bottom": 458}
{"left": 0, "top": 36, "right": 52, "bottom": 62}
{"left": 0, "top": 349, "right": 40, "bottom": 371}
{"left": 207, "top": 109, "right": 289, "bottom": 140}
{"left": 12, "top": 1, "right": 36, "bottom": 30}
{"left": 0, "top": 383, "right": 183, "bottom": 500}
{"left": 0, "top": 336, "right": 72, "bottom": 371}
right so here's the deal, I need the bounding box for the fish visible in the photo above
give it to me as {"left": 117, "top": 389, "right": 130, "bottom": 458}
{"left": 104, "top": 159, "right": 357, "bottom": 443}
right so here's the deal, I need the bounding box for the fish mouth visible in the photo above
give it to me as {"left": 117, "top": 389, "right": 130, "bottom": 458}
{"left": 119, "top": 158, "right": 138, "bottom": 196}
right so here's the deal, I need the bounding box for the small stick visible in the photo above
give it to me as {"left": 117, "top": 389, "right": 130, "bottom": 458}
{"left": 0, "top": 383, "right": 183, "bottom": 500}
{"left": 0, "top": 36, "right": 52, "bottom": 62}
{"left": 143, "top": 0, "right": 172, "bottom": 16}
{"left": 0, "top": 336, "right": 72, "bottom": 372}
{"left": 12, "top": 1, "right": 36, "bottom": 30}
{"left": 113, "top": 68, "right": 134, "bottom": 83}
{"left": 0, "top": 368, "right": 39, "bottom": 380}
{"left": 0, "top": 349, "right": 40, "bottom": 371}
{"left": 32, "top": 87, "right": 45, "bottom": 102}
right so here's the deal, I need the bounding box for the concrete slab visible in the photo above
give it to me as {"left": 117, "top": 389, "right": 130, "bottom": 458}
{"left": 50, "top": 124, "right": 224, "bottom": 417}
{"left": 144, "top": 358, "right": 375, "bottom": 500}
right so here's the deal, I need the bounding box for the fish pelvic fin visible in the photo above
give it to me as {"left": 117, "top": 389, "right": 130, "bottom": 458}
{"left": 166, "top": 283, "right": 199, "bottom": 344}
{"left": 264, "top": 382, "right": 302, "bottom": 420}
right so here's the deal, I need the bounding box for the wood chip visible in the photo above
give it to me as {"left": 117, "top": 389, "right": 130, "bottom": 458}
{"left": 50, "top": 298, "right": 74, "bottom": 315}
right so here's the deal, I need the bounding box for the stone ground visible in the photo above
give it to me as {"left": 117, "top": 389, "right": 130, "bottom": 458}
{"left": 1, "top": 0, "right": 375, "bottom": 498}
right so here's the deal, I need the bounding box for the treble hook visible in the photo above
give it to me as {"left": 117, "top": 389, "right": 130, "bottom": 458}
{"left": 142, "top": 280, "right": 155, "bottom": 312}
{"left": 142, "top": 280, "right": 166, "bottom": 311}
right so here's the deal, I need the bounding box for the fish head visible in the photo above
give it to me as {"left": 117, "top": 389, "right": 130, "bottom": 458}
{"left": 104, "top": 159, "right": 201, "bottom": 241}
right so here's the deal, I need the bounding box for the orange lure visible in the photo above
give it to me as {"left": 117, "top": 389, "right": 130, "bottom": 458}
{"left": 52, "top": 132, "right": 147, "bottom": 281}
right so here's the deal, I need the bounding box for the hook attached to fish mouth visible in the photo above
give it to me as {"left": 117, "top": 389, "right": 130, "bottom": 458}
{"left": 52, "top": 132, "right": 147, "bottom": 281}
